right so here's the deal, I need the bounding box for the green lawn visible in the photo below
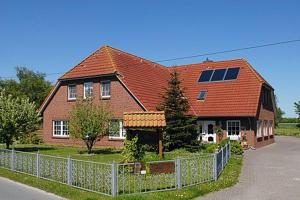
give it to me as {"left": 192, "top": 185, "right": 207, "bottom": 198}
{"left": 0, "top": 143, "right": 210, "bottom": 163}
{"left": 0, "top": 156, "right": 242, "bottom": 200}
{"left": 275, "top": 123, "right": 300, "bottom": 137}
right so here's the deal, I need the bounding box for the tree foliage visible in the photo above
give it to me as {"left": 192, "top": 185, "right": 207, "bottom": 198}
{"left": 295, "top": 101, "right": 300, "bottom": 128}
{"left": 0, "top": 92, "right": 40, "bottom": 148}
{"left": 122, "top": 135, "right": 145, "bottom": 162}
{"left": 69, "top": 99, "right": 111, "bottom": 154}
{"left": 0, "top": 67, "right": 52, "bottom": 108}
{"left": 275, "top": 107, "right": 285, "bottom": 127}
{"left": 158, "top": 70, "right": 198, "bottom": 151}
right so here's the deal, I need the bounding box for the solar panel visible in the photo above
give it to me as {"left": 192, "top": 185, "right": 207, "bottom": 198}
{"left": 197, "top": 90, "right": 207, "bottom": 100}
{"left": 210, "top": 69, "right": 227, "bottom": 81}
{"left": 224, "top": 67, "right": 240, "bottom": 80}
{"left": 198, "top": 70, "right": 213, "bottom": 82}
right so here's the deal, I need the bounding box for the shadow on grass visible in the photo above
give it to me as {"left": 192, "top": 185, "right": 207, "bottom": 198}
{"left": 78, "top": 148, "right": 122, "bottom": 155}
{"left": 14, "top": 146, "right": 56, "bottom": 152}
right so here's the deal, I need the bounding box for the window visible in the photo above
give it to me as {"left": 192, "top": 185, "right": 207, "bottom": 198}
{"left": 53, "top": 121, "right": 69, "bottom": 137}
{"left": 198, "top": 70, "right": 213, "bottom": 82}
{"left": 109, "top": 120, "right": 126, "bottom": 139}
{"left": 224, "top": 67, "right": 240, "bottom": 80}
{"left": 84, "top": 82, "right": 93, "bottom": 98}
{"left": 197, "top": 90, "right": 207, "bottom": 100}
{"left": 269, "top": 120, "right": 273, "bottom": 135}
{"left": 68, "top": 84, "right": 76, "bottom": 100}
{"left": 227, "top": 120, "right": 240, "bottom": 135}
{"left": 263, "top": 120, "right": 268, "bottom": 136}
{"left": 257, "top": 120, "right": 262, "bottom": 138}
{"left": 210, "top": 69, "right": 227, "bottom": 81}
{"left": 101, "top": 81, "right": 111, "bottom": 98}
{"left": 198, "top": 67, "right": 240, "bottom": 83}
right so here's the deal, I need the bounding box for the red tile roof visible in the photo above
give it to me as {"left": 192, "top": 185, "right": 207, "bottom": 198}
{"left": 123, "top": 111, "right": 166, "bottom": 128}
{"left": 174, "top": 59, "right": 269, "bottom": 117}
{"left": 43, "top": 45, "right": 273, "bottom": 117}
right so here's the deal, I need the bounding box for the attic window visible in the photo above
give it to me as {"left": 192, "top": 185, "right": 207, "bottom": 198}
{"left": 197, "top": 90, "right": 207, "bottom": 100}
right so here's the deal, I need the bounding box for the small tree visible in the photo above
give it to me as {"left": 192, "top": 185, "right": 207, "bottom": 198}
{"left": 0, "top": 92, "right": 40, "bottom": 149}
{"left": 158, "top": 70, "right": 198, "bottom": 151}
{"left": 295, "top": 101, "right": 300, "bottom": 128}
{"left": 69, "top": 99, "right": 111, "bottom": 154}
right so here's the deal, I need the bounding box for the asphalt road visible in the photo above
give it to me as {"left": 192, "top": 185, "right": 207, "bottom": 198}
{"left": 197, "top": 136, "right": 300, "bottom": 200}
{"left": 0, "top": 177, "right": 64, "bottom": 200}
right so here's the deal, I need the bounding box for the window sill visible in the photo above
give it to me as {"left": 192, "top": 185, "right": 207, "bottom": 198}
{"left": 108, "top": 137, "right": 125, "bottom": 141}
{"left": 52, "top": 136, "right": 70, "bottom": 139}
{"left": 101, "top": 96, "right": 111, "bottom": 100}
{"left": 67, "top": 98, "right": 76, "bottom": 102}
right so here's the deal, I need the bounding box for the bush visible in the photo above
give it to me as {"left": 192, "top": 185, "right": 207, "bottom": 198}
{"left": 122, "top": 135, "right": 145, "bottom": 162}
{"left": 202, "top": 143, "right": 218, "bottom": 153}
{"left": 19, "top": 132, "right": 43, "bottom": 145}
{"left": 230, "top": 141, "right": 244, "bottom": 155}
{"left": 218, "top": 138, "right": 230, "bottom": 150}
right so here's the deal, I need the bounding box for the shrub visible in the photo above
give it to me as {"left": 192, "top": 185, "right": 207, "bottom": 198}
{"left": 202, "top": 143, "right": 218, "bottom": 153}
{"left": 19, "top": 132, "right": 43, "bottom": 145}
{"left": 122, "top": 135, "right": 145, "bottom": 162}
{"left": 218, "top": 138, "right": 230, "bottom": 150}
{"left": 230, "top": 141, "right": 244, "bottom": 155}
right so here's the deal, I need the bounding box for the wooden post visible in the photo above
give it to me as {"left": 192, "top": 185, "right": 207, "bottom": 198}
{"left": 158, "top": 129, "right": 163, "bottom": 159}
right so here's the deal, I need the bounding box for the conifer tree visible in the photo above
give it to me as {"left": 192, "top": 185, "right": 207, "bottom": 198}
{"left": 158, "top": 70, "right": 198, "bottom": 151}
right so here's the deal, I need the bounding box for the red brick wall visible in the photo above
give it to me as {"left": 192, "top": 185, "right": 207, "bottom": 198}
{"left": 254, "top": 87, "right": 275, "bottom": 148}
{"left": 42, "top": 76, "right": 144, "bottom": 147}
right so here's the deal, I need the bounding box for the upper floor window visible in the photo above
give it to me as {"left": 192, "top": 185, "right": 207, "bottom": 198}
{"left": 53, "top": 121, "right": 69, "bottom": 137}
{"left": 227, "top": 120, "right": 240, "bottom": 135}
{"left": 84, "top": 82, "right": 93, "bottom": 99}
{"left": 101, "top": 81, "right": 111, "bottom": 98}
{"left": 68, "top": 84, "right": 76, "bottom": 100}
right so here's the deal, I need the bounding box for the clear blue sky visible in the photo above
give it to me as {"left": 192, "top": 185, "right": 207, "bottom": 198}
{"left": 0, "top": 0, "right": 299, "bottom": 117}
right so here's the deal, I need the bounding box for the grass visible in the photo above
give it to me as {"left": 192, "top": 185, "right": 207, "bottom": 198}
{"left": 0, "top": 156, "right": 242, "bottom": 200}
{"left": 0, "top": 143, "right": 211, "bottom": 163}
{"left": 275, "top": 123, "right": 300, "bottom": 137}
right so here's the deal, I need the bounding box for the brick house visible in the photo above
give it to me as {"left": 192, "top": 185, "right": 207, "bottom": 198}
{"left": 39, "top": 45, "right": 275, "bottom": 148}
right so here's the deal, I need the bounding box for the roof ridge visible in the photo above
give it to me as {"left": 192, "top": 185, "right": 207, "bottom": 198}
{"left": 172, "top": 58, "right": 245, "bottom": 68}
{"left": 105, "top": 45, "right": 167, "bottom": 70}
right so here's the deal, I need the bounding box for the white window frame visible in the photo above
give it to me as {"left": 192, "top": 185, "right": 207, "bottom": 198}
{"left": 257, "top": 120, "right": 262, "bottom": 138}
{"left": 68, "top": 84, "right": 76, "bottom": 100}
{"left": 109, "top": 120, "right": 126, "bottom": 140}
{"left": 101, "top": 81, "right": 111, "bottom": 99}
{"left": 268, "top": 120, "right": 273, "bottom": 136}
{"left": 52, "top": 121, "right": 69, "bottom": 137}
{"left": 263, "top": 120, "right": 269, "bottom": 136}
{"left": 227, "top": 120, "right": 241, "bottom": 138}
{"left": 84, "top": 82, "right": 93, "bottom": 99}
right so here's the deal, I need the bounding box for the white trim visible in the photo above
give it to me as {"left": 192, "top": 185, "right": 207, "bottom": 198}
{"left": 52, "top": 120, "right": 69, "bottom": 138}
{"left": 269, "top": 120, "right": 273, "bottom": 135}
{"left": 67, "top": 84, "right": 76, "bottom": 100}
{"left": 100, "top": 80, "right": 111, "bottom": 99}
{"left": 226, "top": 120, "right": 241, "bottom": 140}
{"left": 83, "top": 82, "right": 93, "bottom": 99}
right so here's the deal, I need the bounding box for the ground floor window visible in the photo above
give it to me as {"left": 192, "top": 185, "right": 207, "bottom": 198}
{"left": 257, "top": 120, "right": 262, "bottom": 138}
{"left": 227, "top": 120, "right": 240, "bottom": 135}
{"left": 53, "top": 121, "right": 69, "bottom": 137}
{"left": 268, "top": 120, "right": 273, "bottom": 135}
{"left": 263, "top": 120, "right": 269, "bottom": 136}
{"left": 109, "top": 120, "right": 126, "bottom": 139}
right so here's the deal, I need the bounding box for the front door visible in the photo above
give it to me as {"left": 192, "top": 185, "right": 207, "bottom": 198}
{"left": 201, "top": 121, "right": 216, "bottom": 143}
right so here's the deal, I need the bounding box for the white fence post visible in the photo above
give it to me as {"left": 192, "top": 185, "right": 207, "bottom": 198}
{"left": 11, "top": 149, "right": 15, "bottom": 171}
{"left": 176, "top": 157, "right": 182, "bottom": 189}
{"left": 36, "top": 151, "right": 40, "bottom": 177}
{"left": 111, "top": 161, "right": 117, "bottom": 197}
{"left": 67, "top": 156, "right": 72, "bottom": 185}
